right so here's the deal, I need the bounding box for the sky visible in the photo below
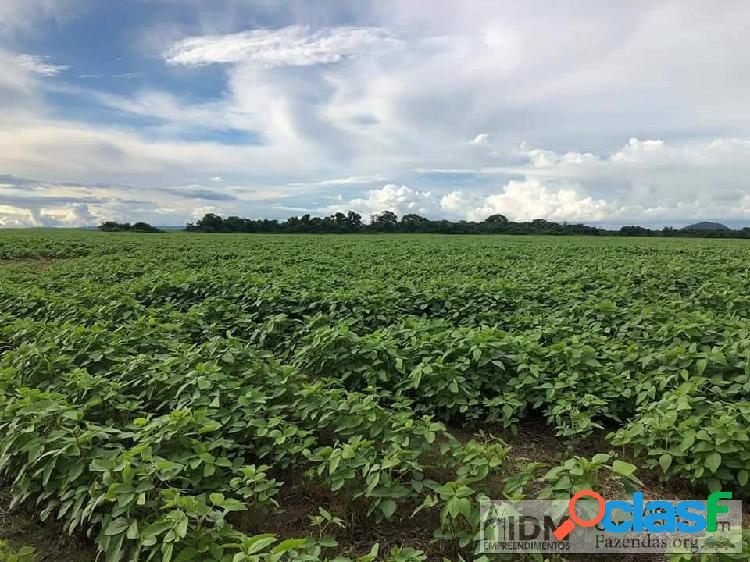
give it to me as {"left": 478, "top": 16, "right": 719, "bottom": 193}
{"left": 1, "top": 0, "right": 749, "bottom": 228}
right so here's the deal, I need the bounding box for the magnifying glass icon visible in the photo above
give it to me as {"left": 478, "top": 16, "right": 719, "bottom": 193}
{"left": 553, "top": 489, "right": 606, "bottom": 540}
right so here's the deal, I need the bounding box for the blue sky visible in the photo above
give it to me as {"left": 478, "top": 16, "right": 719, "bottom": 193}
{"left": 1, "top": 0, "right": 749, "bottom": 227}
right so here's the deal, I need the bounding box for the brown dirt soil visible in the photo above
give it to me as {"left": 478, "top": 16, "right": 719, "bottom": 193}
{"left": 0, "top": 258, "right": 59, "bottom": 270}
{"left": 0, "top": 492, "right": 96, "bottom": 562}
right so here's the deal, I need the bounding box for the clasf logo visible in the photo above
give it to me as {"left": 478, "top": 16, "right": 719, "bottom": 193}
{"left": 553, "top": 489, "right": 733, "bottom": 540}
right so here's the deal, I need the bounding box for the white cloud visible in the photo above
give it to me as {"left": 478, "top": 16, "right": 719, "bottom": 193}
{"left": 328, "top": 179, "right": 613, "bottom": 223}
{"left": 324, "top": 135, "right": 750, "bottom": 225}
{"left": 442, "top": 137, "right": 750, "bottom": 223}
{"left": 439, "top": 191, "right": 476, "bottom": 214}
{"left": 49, "top": 203, "right": 97, "bottom": 226}
{"left": 0, "top": 203, "right": 96, "bottom": 228}
{"left": 610, "top": 138, "right": 665, "bottom": 162}
{"left": 14, "top": 54, "right": 68, "bottom": 76}
{"left": 527, "top": 149, "right": 599, "bottom": 168}
{"left": 0, "top": 174, "right": 233, "bottom": 228}
{"left": 329, "top": 184, "right": 437, "bottom": 219}
{"left": 165, "top": 25, "right": 399, "bottom": 68}
{"left": 443, "top": 178, "right": 614, "bottom": 222}
{"left": 469, "top": 133, "right": 489, "bottom": 145}
{"left": 519, "top": 137, "right": 750, "bottom": 179}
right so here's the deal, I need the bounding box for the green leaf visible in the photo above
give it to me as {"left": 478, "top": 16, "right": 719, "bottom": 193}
{"left": 104, "top": 517, "right": 130, "bottom": 536}
{"left": 141, "top": 519, "right": 172, "bottom": 539}
{"left": 611, "top": 460, "right": 637, "bottom": 477}
{"left": 245, "top": 535, "right": 277, "bottom": 554}
{"left": 175, "top": 516, "right": 188, "bottom": 539}
{"left": 379, "top": 499, "right": 397, "bottom": 519}
{"left": 162, "top": 542, "right": 174, "bottom": 562}
{"left": 271, "top": 539, "right": 309, "bottom": 554}
{"left": 220, "top": 498, "right": 247, "bottom": 512}
{"left": 174, "top": 547, "right": 198, "bottom": 562}
{"left": 126, "top": 519, "right": 139, "bottom": 540}
{"left": 695, "top": 359, "right": 707, "bottom": 375}
{"left": 658, "top": 454, "right": 672, "bottom": 473}
{"left": 738, "top": 470, "right": 749, "bottom": 487}
{"left": 705, "top": 452, "right": 721, "bottom": 473}
{"left": 592, "top": 453, "right": 611, "bottom": 464}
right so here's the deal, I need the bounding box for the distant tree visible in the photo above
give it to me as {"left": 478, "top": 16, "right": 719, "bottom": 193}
{"left": 100, "top": 221, "right": 129, "bottom": 232}
{"left": 346, "top": 211, "right": 363, "bottom": 230}
{"left": 296, "top": 214, "right": 313, "bottom": 232}
{"left": 130, "top": 222, "right": 162, "bottom": 233}
{"left": 400, "top": 214, "right": 430, "bottom": 232}
{"left": 481, "top": 213, "right": 509, "bottom": 233}
{"left": 326, "top": 212, "right": 356, "bottom": 233}
{"left": 100, "top": 221, "right": 161, "bottom": 233}
{"left": 223, "top": 216, "right": 247, "bottom": 232}
{"left": 433, "top": 219, "right": 454, "bottom": 234}
{"left": 620, "top": 225, "right": 654, "bottom": 237}
{"left": 370, "top": 210, "right": 399, "bottom": 231}
{"left": 193, "top": 213, "right": 226, "bottom": 233}
{"left": 484, "top": 214, "right": 508, "bottom": 225}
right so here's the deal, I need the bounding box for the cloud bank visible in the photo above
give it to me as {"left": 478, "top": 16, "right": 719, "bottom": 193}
{"left": 329, "top": 137, "right": 750, "bottom": 224}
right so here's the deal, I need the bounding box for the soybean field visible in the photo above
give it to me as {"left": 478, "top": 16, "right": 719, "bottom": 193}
{"left": 0, "top": 230, "right": 749, "bottom": 561}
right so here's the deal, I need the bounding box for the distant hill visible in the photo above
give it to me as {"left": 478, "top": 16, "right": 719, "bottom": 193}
{"left": 683, "top": 221, "right": 729, "bottom": 230}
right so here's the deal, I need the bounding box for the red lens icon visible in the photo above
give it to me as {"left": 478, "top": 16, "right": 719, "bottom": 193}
{"left": 553, "top": 489, "right": 606, "bottom": 540}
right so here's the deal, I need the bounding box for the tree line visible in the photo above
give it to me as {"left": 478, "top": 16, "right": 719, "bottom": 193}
{"left": 99, "top": 221, "right": 163, "bottom": 233}
{"left": 183, "top": 211, "right": 750, "bottom": 238}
